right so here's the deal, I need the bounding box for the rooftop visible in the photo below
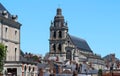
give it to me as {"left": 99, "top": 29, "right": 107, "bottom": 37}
{"left": 69, "top": 35, "right": 93, "bottom": 53}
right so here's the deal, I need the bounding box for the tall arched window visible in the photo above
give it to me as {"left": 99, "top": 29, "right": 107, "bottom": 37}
{"left": 29, "top": 66, "right": 31, "bottom": 72}
{"left": 53, "top": 44, "right": 56, "bottom": 51}
{"left": 58, "top": 44, "right": 62, "bottom": 51}
{"left": 24, "top": 66, "right": 27, "bottom": 76}
{"left": 53, "top": 31, "right": 56, "bottom": 38}
{"left": 33, "top": 67, "right": 35, "bottom": 72}
{"left": 59, "top": 31, "right": 62, "bottom": 38}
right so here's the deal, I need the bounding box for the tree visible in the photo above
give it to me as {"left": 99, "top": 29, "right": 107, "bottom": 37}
{"left": 0, "top": 43, "right": 6, "bottom": 73}
{"left": 32, "top": 55, "right": 41, "bottom": 63}
{"left": 98, "top": 69, "right": 102, "bottom": 76}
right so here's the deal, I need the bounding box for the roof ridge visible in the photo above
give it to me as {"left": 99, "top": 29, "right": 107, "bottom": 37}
{"left": 69, "top": 34, "right": 86, "bottom": 42}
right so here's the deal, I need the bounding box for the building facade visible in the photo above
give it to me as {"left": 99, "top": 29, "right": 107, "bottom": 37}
{"left": 0, "top": 3, "right": 37, "bottom": 76}
{"left": 49, "top": 8, "right": 105, "bottom": 70}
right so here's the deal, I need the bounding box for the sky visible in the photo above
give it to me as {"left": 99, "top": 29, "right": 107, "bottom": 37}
{"left": 1, "top": 0, "right": 120, "bottom": 59}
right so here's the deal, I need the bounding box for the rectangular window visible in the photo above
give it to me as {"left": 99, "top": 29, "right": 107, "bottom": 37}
{"left": 15, "top": 48, "right": 17, "bottom": 61}
{"left": 15, "top": 30, "right": 17, "bottom": 35}
{"left": 5, "top": 46, "right": 8, "bottom": 49}
{"left": 5, "top": 27, "right": 8, "bottom": 38}
{"left": 15, "top": 30, "right": 17, "bottom": 40}
{"left": 5, "top": 27, "right": 8, "bottom": 32}
{"left": 5, "top": 46, "right": 8, "bottom": 60}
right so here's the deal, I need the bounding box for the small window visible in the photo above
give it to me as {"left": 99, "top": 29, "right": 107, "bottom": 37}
{"left": 15, "top": 48, "right": 17, "bottom": 52}
{"left": 5, "top": 46, "right": 8, "bottom": 49}
{"left": 5, "top": 27, "right": 8, "bottom": 32}
{"left": 15, "top": 30, "right": 17, "bottom": 35}
{"left": 5, "top": 46, "right": 8, "bottom": 51}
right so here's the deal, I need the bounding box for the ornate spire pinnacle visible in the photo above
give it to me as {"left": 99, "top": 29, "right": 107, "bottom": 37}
{"left": 57, "top": 8, "right": 62, "bottom": 15}
{"left": 54, "top": 8, "right": 66, "bottom": 27}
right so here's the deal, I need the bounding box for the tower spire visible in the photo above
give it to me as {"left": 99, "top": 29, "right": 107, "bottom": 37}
{"left": 57, "top": 8, "right": 62, "bottom": 15}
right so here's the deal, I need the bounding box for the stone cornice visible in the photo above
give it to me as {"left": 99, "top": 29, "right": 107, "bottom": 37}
{"left": 0, "top": 37, "right": 20, "bottom": 44}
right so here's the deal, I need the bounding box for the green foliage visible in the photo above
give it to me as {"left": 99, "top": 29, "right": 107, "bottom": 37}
{"left": 0, "top": 43, "right": 6, "bottom": 73}
{"left": 32, "top": 55, "right": 38, "bottom": 61}
{"left": 32, "top": 55, "right": 41, "bottom": 63}
{"left": 98, "top": 69, "right": 102, "bottom": 76}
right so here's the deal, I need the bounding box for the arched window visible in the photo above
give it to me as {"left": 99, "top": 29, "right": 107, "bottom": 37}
{"left": 33, "top": 67, "right": 34, "bottom": 72}
{"left": 59, "top": 31, "right": 62, "bottom": 38}
{"left": 24, "top": 65, "right": 27, "bottom": 76}
{"left": 53, "top": 44, "right": 56, "bottom": 51}
{"left": 24, "top": 66, "right": 27, "bottom": 71}
{"left": 53, "top": 31, "right": 56, "bottom": 38}
{"left": 58, "top": 44, "right": 62, "bottom": 51}
{"left": 29, "top": 66, "right": 31, "bottom": 72}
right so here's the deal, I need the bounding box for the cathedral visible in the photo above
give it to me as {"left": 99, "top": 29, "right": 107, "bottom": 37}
{"left": 49, "top": 8, "right": 105, "bottom": 69}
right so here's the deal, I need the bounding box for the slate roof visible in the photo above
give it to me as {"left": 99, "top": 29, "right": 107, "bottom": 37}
{"left": 0, "top": 3, "right": 11, "bottom": 19}
{"left": 103, "top": 54, "right": 119, "bottom": 62}
{"left": 0, "top": 3, "right": 7, "bottom": 11}
{"left": 69, "top": 35, "right": 93, "bottom": 53}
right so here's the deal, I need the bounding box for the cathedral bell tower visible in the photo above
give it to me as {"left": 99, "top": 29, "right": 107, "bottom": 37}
{"left": 49, "top": 8, "right": 68, "bottom": 61}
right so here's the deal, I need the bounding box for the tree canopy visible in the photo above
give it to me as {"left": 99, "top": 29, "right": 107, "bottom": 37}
{"left": 0, "top": 43, "right": 6, "bottom": 73}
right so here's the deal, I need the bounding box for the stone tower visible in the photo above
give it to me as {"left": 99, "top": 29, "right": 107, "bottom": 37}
{"left": 49, "top": 8, "right": 68, "bottom": 61}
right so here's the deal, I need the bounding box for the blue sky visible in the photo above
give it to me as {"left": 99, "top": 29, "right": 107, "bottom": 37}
{"left": 1, "top": 0, "right": 120, "bottom": 58}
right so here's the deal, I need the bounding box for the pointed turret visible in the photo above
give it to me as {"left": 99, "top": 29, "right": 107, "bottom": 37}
{"left": 54, "top": 8, "right": 65, "bottom": 27}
